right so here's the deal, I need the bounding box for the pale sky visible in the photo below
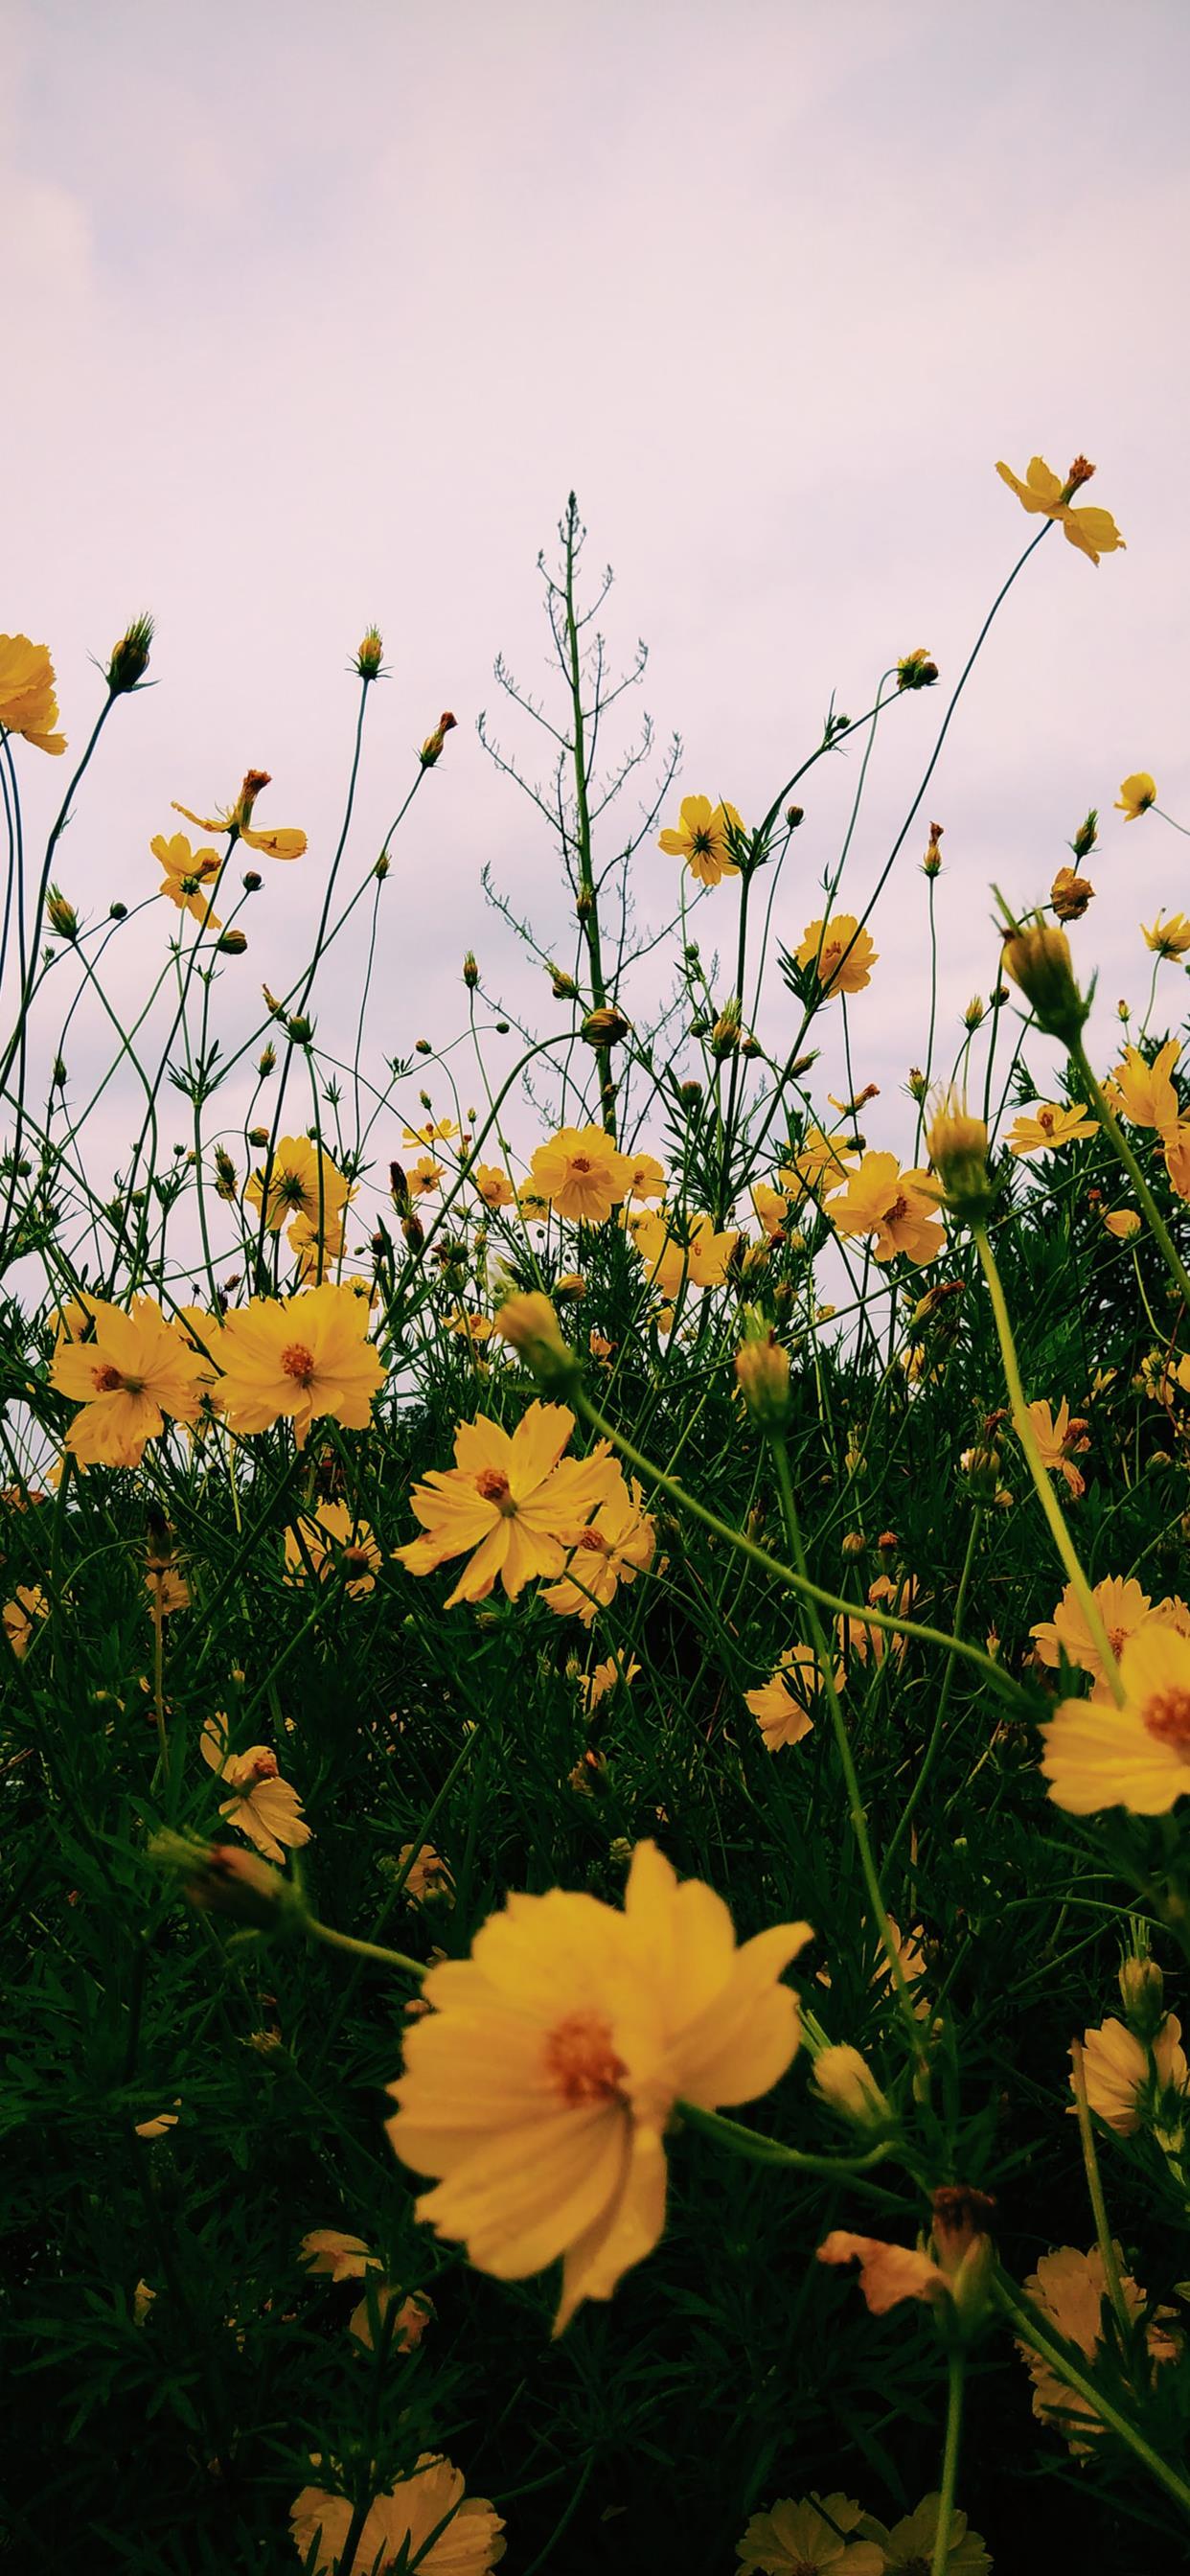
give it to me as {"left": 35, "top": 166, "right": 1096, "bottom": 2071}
{"left": 4, "top": 0, "right": 1189, "bottom": 1228}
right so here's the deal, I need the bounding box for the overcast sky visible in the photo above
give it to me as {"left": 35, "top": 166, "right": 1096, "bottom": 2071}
{"left": 4, "top": 0, "right": 1189, "bottom": 1227}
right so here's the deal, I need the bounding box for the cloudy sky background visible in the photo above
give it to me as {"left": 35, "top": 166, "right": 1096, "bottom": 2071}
{"left": 4, "top": 0, "right": 1189, "bottom": 1245}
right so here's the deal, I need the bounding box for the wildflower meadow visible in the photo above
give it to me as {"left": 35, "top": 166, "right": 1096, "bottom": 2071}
{"left": 8, "top": 463, "right": 1190, "bottom": 2575}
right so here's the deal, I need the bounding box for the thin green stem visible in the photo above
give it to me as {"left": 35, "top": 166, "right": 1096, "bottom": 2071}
{"left": 306, "top": 1916, "right": 424, "bottom": 1980}
{"left": 1069, "top": 2036, "right": 1132, "bottom": 2336}
{"left": 929, "top": 2344, "right": 966, "bottom": 2576}
{"left": 973, "top": 1223, "right": 1125, "bottom": 1705}
{"left": 995, "top": 2276, "right": 1190, "bottom": 2519}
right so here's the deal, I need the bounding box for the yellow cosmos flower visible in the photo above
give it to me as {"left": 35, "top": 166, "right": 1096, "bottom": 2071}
{"left": 386, "top": 1838, "right": 812, "bottom": 2332}
{"left": 200, "top": 1717, "right": 310, "bottom": 1862}
{"left": 1006, "top": 1101, "right": 1097, "bottom": 1156}
{"left": 3, "top": 1584, "right": 48, "bottom": 1657}
{"left": 626, "top": 1151, "right": 666, "bottom": 1202}
{"left": 515, "top": 1186, "right": 552, "bottom": 1223}
{"left": 172, "top": 768, "right": 306, "bottom": 861}
{"left": 0, "top": 633, "right": 65, "bottom": 753}
{"left": 51, "top": 1296, "right": 208, "bottom": 1467}
{"left": 829, "top": 1153, "right": 944, "bottom": 1267}
{"left": 995, "top": 453, "right": 1126, "bottom": 564}
{"left": 745, "top": 1645, "right": 840, "bottom": 1752}
{"left": 1104, "top": 1208, "right": 1141, "bottom": 1240}
{"left": 299, "top": 2227, "right": 379, "bottom": 2284}
{"left": 244, "top": 1135, "right": 351, "bottom": 1234}
{"left": 1080, "top": 2013, "right": 1188, "bottom": 2135}
{"left": 403, "top": 1117, "right": 460, "bottom": 1147}
{"left": 578, "top": 1655, "right": 639, "bottom": 1710}
{"left": 290, "top": 2454, "right": 505, "bottom": 2576}
{"left": 1018, "top": 2244, "right": 1178, "bottom": 2454}
{"left": 629, "top": 1210, "right": 738, "bottom": 1296}
{"left": 395, "top": 1401, "right": 619, "bottom": 1607}
{"left": 529, "top": 1123, "right": 632, "bottom": 1223}
{"left": 407, "top": 1154, "right": 446, "bottom": 1197}
{"left": 1143, "top": 910, "right": 1190, "bottom": 959}
{"left": 795, "top": 913, "right": 877, "bottom": 999}
{"left": 287, "top": 1207, "right": 347, "bottom": 1286}
{"left": 858, "top": 2496, "right": 990, "bottom": 2574}
{"left": 1031, "top": 1574, "right": 1159, "bottom": 1695}
{"left": 474, "top": 1162, "right": 515, "bottom": 1208}
{"left": 1041, "top": 1622, "right": 1190, "bottom": 1813}
{"left": 777, "top": 1127, "right": 858, "bottom": 1205}
{"left": 539, "top": 1465, "right": 655, "bottom": 1623}
{"left": 1116, "top": 771, "right": 1156, "bottom": 821}
{"left": 751, "top": 1182, "right": 788, "bottom": 1240}
{"left": 150, "top": 831, "right": 222, "bottom": 927}
{"left": 284, "top": 1501, "right": 383, "bottom": 1596}
{"left": 1105, "top": 1038, "right": 1181, "bottom": 1130}
{"left": 446, "top": 1310, "right": 495, "bottom": 1346}
{"left": 1163, "top": 1123, "right": 1190, "bottom": 1202}
{"left": 1026, "top": 1396, "right": 1089, "bottom": 1496}
{"left": 657, "top": 794, "right": 744, "bottom": 887}
{"left": 736, "top": 2492, "right": 883, "bottom": 2576}
{"left": 215, "top": 1282, "right": 384, "bottom": 1448}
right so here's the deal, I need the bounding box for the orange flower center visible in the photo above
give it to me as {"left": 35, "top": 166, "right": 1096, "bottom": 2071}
{"left": 1142, "top": 1688, "right": 1190, "bottom": 1752}
{"left": 884, "top": 1194, "right": 909, "bottom": 1226}
{"left": 574, "top": 1528, "right": 609, "bottom": 1553}
{"left": 570, "top": 1156, "right": 592, "bottom": 1175}
{"left": 473, "top": 1466, "right": 515, "bottom": 1514}
{"left": 92, "top": 1363, "right": 125, "bottom": 1392}
{"left": 1039, "top": 1110, "right": 1056, "bottom": 1134}
{"left": 341, "top": 1545, "right": 372, "bottom": 1574}
{"left": 1108, "top": 1625, "right": 1130, "bottom": 1655}
{"left": 248, "top": 1753, "right": 279, "bottom": 1782}
{"left": 280, "top": 1342, "right": 316, "bottom": 1384}
{"left": 543, "top": 2010, "right": 628, "bottom": 2106}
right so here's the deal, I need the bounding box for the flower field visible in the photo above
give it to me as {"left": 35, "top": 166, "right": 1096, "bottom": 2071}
{"left": 7, "top": 468, "right": 1190, "bottom": 2574}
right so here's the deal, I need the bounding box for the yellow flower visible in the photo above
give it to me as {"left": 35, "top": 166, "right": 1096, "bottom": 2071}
{"left": 133, "top": 2104, "right": 180, "bottom": 2140}
{"left": 1030, "top": 1574, "right": 1158, "bottom": 1695}
{"left": 284, "top": 1501, "right": 383, "bottom": 1596}
{"left": 1104, "top": 1208, "right": 1141, "bottom": 1240}
{"left": 657, "top": 794, "right": 744, "bottom": 887}
{"left": 299, "top": 2227, "right": 380, "bottom": 2283}
{"left": 51, "top": 1296, "right": 208, "bottom": 1467}
{"left": 626, "top": 1151, "right": 666, "bottom": 1202}
{"left": 1116, "top": 771, "right": 1156, "bottom": 820}
{"left": 290, "top": 2454, "right": 505, "bottom": 2576}
{"left": 829, "top": 1153, "right": 944, "bottom": 1267}
{"left": 1026, "top": 1397, "right": 1089, "bottom": 1497}
{"left": 215, "top": 1282, "right": 384, "bottom": 1448}
{"left": 244, "top": 1136, "right": 351, "bottom": 1234}
{"left": 818, "top": 2188, "right": 995, "bottom": 2325}
{"left": 578, "top": 1655, "right": 639, "bottom": 1710}
{"left": 172, "top": 768, "right": 305, "bottom": 861}
{"left": 629, "top": 1210, "right": 738, "bottom": 1296}
{"left": 1041, "top": 1621, "right": 1190, "bottom": 1813}
{"left": 3, "top": 1584, "right": 48, "bottom": 1657}
{"left": 446, "top": 1310, "right": 495, "bottom": 1345}
{"left": 795, "top": 913, "right": 877, "bottom": 998}
{"left": 751, "top": 1182, "right": 788, "bottom": 1240}
{"left": 287, "top": 1208, "right": 348, "bottom": 1286}
{"left": 474, "top": 1162, "right": 515, "bottom": 1208}
{"left": 403, "top": 1117, "right": 460, "bottom": 1147}
{"left": 529, "top": 1123, "right": 632, "bottom": 1223}
{"left": 348, "top": 2280, "right": 433, "bottom": 2353}
{"left": 995, "top": 454, "right": 1126, "bottom": 564}
{"left": 407, "top": 1154, "right": 446, "bottom": 1197}
{"left": 0, "top": 634, "right": 66, "bottom": 753}
{"left": 736, "top": 2493, "right": 883, "bottom": 2575}
{"left": 200, "top": 1717, "right": 310, "bottom": 1861}
{"left": 395, "top": 1401, "right": 619, "bottom": 1607}
{"left": 1105, "top": 1038, "right": 1181, "bottom": 1130}
{"left": 386, "top": 1839, "right": 812, "bottom": 2332}
{"left": 150, "top": 832, "right": 222, "bottom": 927}
{"left": 515, "top": 1186, "right": 552, "bottom": 1223}
{"left": 1143, "top": 910, "right": 1190, "bottom": 958}
{"left": 1080, "top": 2013, "right": 1188, "bottom": 2135}
{"left": 745, "top": 1645, "right": 839, "bottom": 1751}
{"left": 859, "top": 2496, "right": 990, "bottom": 2574}
{"left": 1018, "top": 2244, "right": 1177, "bottom": 2453}
{"left": 539, "top": 1466, "right": 655, "bottom": 1623}
{"left": 777, "top": 1127, "right": 858, "bottom": 1205}
{"left": 1006, "top": 1101, "right": 1097, "bottom": 1156}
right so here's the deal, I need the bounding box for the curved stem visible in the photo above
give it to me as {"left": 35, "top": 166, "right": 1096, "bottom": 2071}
{"left": 676, "top": 2098, "right": 891, "bottom": 2179}
{"left": 995, "top": 2276, "right": 1190, "bottom": 2519}
{"left": 306, "top": 1915, "right": 424, "bottom": 1979}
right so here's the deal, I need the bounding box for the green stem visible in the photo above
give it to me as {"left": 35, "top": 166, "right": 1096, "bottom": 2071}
{"left": 1068, "top": 1035, "right": 1190, "bottom": 1315}
{"left": 306, "top": 1915, "right": 424, "bottom": 1979}
{"left": 995, "top": 2276, "right": 1190, "bottom": 2519}
{"left": 973, "top": 1223, "right": 1125, "bottom": 1705}
{"left": 881, "top": 1508, "right": 981, "bottom": 1888}
{"left": 1068, "top": 2036, "right": 1132, "bottom": 2337}
{"left": 676, "top": 2098, "right": 891, "bottom": 2179}
{"left": 572, "top": 1389, "right": 1019, "bottom": 1703}
{"left": 930, "top": 2344, "right": 966, "bottom": 2576}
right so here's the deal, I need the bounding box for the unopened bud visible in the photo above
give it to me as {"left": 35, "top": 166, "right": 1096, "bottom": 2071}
{"left": 463, "top": 951, "right": 479, "bottom": 989}
{"left": 258, "top": 1044, "right": 276, "bottom": 1076}
{"left": 812, "top": 2043, "right": 893, "bottom": 2133}
{"left": 711, "top": 998, "right": 743, "bottom": 1059}
{"left": 1071, "top": 808, "right": 1099, "bottom": 861}
{"left": 786, "top": 804, "right": 805, "bottom": 830}
{"left": 401, "top": 1210, "right": 425, "bottom": 1252}
{"left": 105, "top": 612, "right": 154, "bottom": 695}
{"left": 217, "top": 930, "right": 248, "bottom": 955}
{"left": 420, "top": 710, "right": 457, "bottom": 767}
{"left": 355, "top": 627, "right": 384, "bottom": 678}
{"left": 582, "top": 1006, "right": 631, "bottom": 1047}
{"left": 495, "top": 1291, "right": 581, "bottom": 1392}
{"left": 925, "top": 1089, "right": 995, "bottom": 1222}
{"left": 963, "top": 996, "right": 985, "bottom": 1031}
{"left": 997, "top": 908, "right": 1088, "bottom": 1044}
{"left": 840, "top": 1530, "right": 866, "bottom": 1559}
{"left": 242, "top": 869, "right": 263, "bottom": 892}
{"left": 734, "top": 1321, "right": 791, "bottom": 1428}
{"left": 46, "top": 886, "right": 79, "bottom": 941}
{"left": 248, "top": 1126, "right": 270, "bottom": 1149}
{"left": 109, "top": 901, "right": 128, "bottom": 920}
{"left": 1118, "top": 1948, "right": 1166, "bottom": 2040}
{"left": 151, "top": 1829, "right": 307, "bottom": 1935}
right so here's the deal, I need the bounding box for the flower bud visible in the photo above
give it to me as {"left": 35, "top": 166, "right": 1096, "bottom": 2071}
{"left": 906, "top": 1066, "right": 927, "bottom": 1101}
{"left": 216, "top": 930, "right": 248, "bottom": 955}
{"left": 897, "top": 647, "right": 938, "bottom": 690}
{"left": 1104, "top": 1208, "right": 1141, "bottom": 1241}
{"left": 711, "top": 998, "right": 743, "bottom": 1059}
{"left": 785, "top": 804, "right": 805, "bottom": 830}
{"left": 105, "top": 613, "right": 154, "bottom": 695}
{"left": 997, "top": 908, "right": 1089, "bottom": 1045}
{"left": 241, "top": 869, "right": 263, "bottom": 892}
{"left": 46, "top": 886, "right": 79, "bottom": 941}
{"left": 248, "top": 1126, "right": 270, "bottom": 1149}
{"left": 925, "top": 1090, "right": 995, "bottom": 1222}
{"left": 811, "top": 2043, "right": 893, "bottom": 2132}
{"left": 734, "top": 1321, "right": 791, "bottom": 1428}
{"left": 923, "top": 822, "right": 943, "bottom": 878}
{"left": 1118, "top": 1948, "right": 1166, "bottom": 2040}
{"left": 258, "top": 1044, "right": 276, "bottom": 1076}
{"left": 495, "top": 1291, "right": 581, "bottom": 1392}
{"left": 840, "top": 1530, "right": 866, "bottom": 1559}
{"left": 355, "top": 627, "right": 384, "bottom": 678}
{"left": 463, "top": 951, "right": 479, "bottom": 989}
{"left": 214, "top": 1146, "right": 238, "bottom": 1201}
{"left": 151, "top": 1830, "right": 308, "bottom": 1935}
{"left": 109, "top": 902, "right": 128, "bottom": 921}
{"left": 1071, "top": 808, "right": 1098, "bottom": 860}
{"left": 930, "top": 2185, "right": 996, "bottom": 2335}
{"left": 582, "top": 1006, "right": 631, "bottom": 1047}
{"left": 420, "top": 710, "right": 457, "bottom": 767}
{"left": 963, "top": 996, "right": 985, "bottom": 1031}
{"left": 401, "top": 1211, "right": 425, "bottom": 1252}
